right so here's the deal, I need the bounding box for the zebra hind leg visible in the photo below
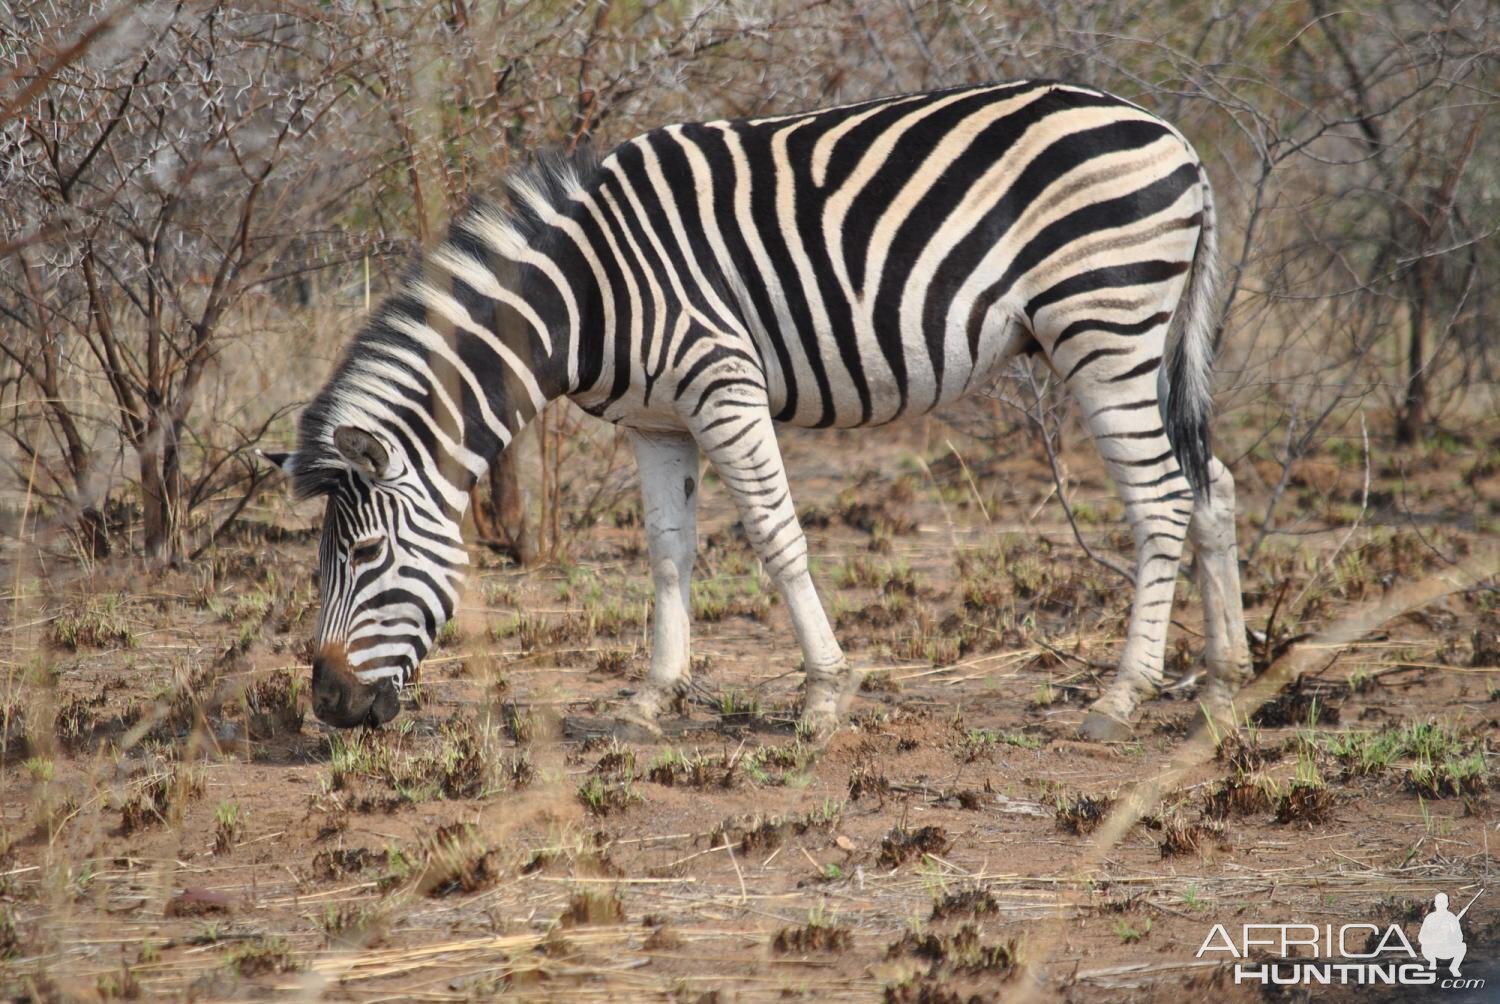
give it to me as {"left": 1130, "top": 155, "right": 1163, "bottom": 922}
{"left": 1190, "top": 457, "right": 1253, "bottom": 724}
{"left": 691, "top": 403, "right": 859, "bottom": 740}
{"left": 1068, "top": 381, "right": 1195, "bottom": 741}
{"left": 615, "top": 430, "right": 701, "bottom": 739}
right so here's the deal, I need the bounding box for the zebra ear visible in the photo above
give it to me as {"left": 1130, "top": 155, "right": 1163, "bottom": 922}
{"left": 257, "top": 449, "right": 296, "bottom": 475}
{"left": 333, "top": 425, "right": 392, "bottom": 480}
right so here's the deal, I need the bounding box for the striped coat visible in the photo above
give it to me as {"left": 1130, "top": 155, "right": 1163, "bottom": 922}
{"left": 277, "top": 80, "right": 1251, "bottom": 741}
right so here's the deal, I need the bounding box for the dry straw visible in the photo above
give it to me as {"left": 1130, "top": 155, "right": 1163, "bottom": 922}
{"left": 1008, "top": 540, "right": 1499, "bottom": 1001}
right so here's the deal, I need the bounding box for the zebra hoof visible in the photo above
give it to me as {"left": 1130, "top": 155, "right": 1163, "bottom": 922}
{"left": 610, "top": 706, "right": 664, "bottom": 742}
{"left": 1196, "top": 689, "right": 1240, "bottom": 736}
{"left": 799, "top": 664, "right": 861, "bottom": 742}
{"left": 798, "top": 709, "right": 843, "bottom": 744}
{"left": 1078, "top": 709, "right": 1134, "bottom": 742}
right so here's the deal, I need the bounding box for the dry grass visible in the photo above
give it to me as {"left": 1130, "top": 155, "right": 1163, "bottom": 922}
{"left": 772, "top": 908, "right": 852, "bottom": 953}
{"left": 5, "top": 0, "right": 1499, "bottom": 997}
{"left": 878, "top": 824, "right": 953, "bottom": 869}
{"left": 3, "top": 411, "right": 1496, "bottom": 1000}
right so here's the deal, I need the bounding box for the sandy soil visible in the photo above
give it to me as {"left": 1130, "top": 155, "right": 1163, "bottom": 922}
{"left": 3, "top": 406, "right": 1496, "bottom": 1002}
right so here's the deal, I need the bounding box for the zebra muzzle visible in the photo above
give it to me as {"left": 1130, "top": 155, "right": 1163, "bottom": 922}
{"left": 311, "top": 647, "right": 400, "bottom": 728}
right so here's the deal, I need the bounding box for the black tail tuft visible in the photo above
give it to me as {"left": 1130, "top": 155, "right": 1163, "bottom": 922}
{"left": 1162, "top": 344, "right": 1212, "bottom": 497}
{"left": 1160, "top": 168, "right": 1219, "bottom": 500}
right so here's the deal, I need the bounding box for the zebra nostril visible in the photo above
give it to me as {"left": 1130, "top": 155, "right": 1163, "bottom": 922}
{"left": 366, "top": 678, "right": 400, "bottom": 727}
{"left": 312, "top": 691, "right": 337, "bottom": 718}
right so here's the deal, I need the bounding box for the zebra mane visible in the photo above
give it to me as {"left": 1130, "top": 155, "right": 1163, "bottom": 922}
{"left": 289, "top": 147, "right": 600, "bottom": 500}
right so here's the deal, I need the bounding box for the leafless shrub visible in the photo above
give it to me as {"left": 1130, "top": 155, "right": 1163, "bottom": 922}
{"left": 3, "top": 1, "right": 1494, "bottom": 573}
{"left": 2, "top": 5, "right": 387, "bottom": 562}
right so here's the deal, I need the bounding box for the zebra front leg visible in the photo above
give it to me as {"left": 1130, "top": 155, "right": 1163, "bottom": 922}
{"left": 616, "top": 430, "right": 701, "bottom": 739}
{"left": 1190, "top": 458, "right": 1253, "bottom": 722}
{"left": 692, "top": 404, "right": 858, "bottom": 740}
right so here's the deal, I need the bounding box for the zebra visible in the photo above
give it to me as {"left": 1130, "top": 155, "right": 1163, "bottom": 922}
{"left": 265, "top": 80, "right": 1252, "bottom": 741}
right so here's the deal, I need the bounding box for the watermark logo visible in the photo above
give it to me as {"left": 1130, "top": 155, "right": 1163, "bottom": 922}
{"left": 1419, "top": 892, "right": 1469, "bottom": 977}
{"left": 1195, "top": 889, "right": 1485, "bottom": 989}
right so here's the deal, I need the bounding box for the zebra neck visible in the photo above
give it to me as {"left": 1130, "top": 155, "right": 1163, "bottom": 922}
{"left": 298, "top": 156, "right": 612, "bottom": 516}
{"left": 394, "top": 224, "right": 600, "bottom": 515}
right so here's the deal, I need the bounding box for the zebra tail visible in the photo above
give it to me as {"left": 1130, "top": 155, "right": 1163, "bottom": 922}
{"left": 1161, "top": 169, "right": 1219, "bottom": 500}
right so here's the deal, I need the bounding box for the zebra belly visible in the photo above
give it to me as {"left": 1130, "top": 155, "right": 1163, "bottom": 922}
{"left": 745, "top": 279, "right": 1033, "bottom": 430}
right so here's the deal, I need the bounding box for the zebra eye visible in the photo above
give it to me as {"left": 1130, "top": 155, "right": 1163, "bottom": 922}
{"left": 350, "top": 538, "right": 384, "bottom": 565}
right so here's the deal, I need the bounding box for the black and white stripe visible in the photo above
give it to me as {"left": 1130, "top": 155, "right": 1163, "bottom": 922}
{"left": 280, "top": 81, "right": 1252, "bottom": 738}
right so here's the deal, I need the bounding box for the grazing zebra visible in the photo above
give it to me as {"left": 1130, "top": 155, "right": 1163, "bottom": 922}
{"left": 266, "top": 80, "right": 1252, "bottom": 741}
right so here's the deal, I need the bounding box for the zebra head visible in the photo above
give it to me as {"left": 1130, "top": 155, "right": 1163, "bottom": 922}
{"left": 264, "top": 424, "right": 468, "bottom": 728}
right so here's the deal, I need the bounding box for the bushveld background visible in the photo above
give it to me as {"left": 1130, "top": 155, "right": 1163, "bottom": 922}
{"left": 1, "top": 2, "right": 1496, "bottom": 1001}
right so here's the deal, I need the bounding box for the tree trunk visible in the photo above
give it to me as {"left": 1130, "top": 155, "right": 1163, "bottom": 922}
{"left": 1396, "top": 262, "right": 1431, "bottom": 445}
{"left": 140, "top": 450, "right": 170, "bottom": 564}
{"left": 139, "top": 414, "right": 184, "bottom": 565}
{"left": 76, "top": 507, "right": 111, "bottom": 559}
{"left": 492, "top": 445, "right": 532, "bottom": 563}
{"left": 473, "top": 444, "right": 538, "bottom": 566}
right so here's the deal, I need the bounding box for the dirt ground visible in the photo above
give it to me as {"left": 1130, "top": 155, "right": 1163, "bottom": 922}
{"left": 3, "top": 405, "right": 1497, "bottom": 1002}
